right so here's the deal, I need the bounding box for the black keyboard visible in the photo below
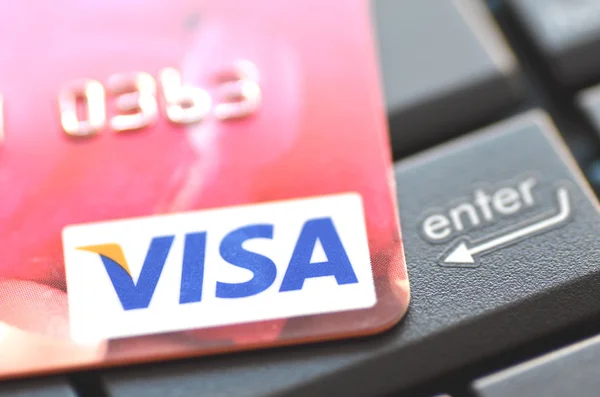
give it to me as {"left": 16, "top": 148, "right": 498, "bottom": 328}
{"left": 3, "top": 0, "right": 600, "bottom": 396}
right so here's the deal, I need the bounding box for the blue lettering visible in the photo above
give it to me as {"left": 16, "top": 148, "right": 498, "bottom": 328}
{"left": 95, "top": 216, "right": 359, "bottom": 308}
{"left": 216, "top": 224, "right": 277, "bottom": 298}
{"left": 101, "top": 236, "right": 174, "bottom": 310}
{"left": 179, "top": 232, "right": 207, "bottom": 304}
{"left": 279, "top": 217, "right": 358, "bottom": 292}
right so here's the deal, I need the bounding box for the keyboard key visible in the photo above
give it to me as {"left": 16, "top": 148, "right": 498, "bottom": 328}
{"left": 373, "top": 0, "right": 521, "bottom": 154}
{"left": 578, "top": 83, "right": 600, "bottom": 137}
{"left": 101, "top": 110, "right": 600, "bottom": 397}
{"left": 0, "top": 378, "right": 76, "bottom": 397}
{"left": 507, "top": 0, "right": 600, "bottom": 86}
{"left": 472, "top": 333, "right": 600, "bottom": 397}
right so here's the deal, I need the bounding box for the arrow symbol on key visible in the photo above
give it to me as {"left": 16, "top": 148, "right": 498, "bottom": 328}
{"left": 442, "top": 187, "right": 571, "bottom": 265}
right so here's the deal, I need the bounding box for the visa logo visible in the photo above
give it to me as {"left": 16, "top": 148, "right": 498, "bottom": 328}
{"left": 75, "top": 217, "right": 360, "bottom": 311}
{"left": 63, "top": 193, "right": 376, "bottom": 342}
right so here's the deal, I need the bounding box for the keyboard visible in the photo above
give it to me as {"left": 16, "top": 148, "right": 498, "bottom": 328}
{"left": 2, "top": 0, "right": 600, "bottom": 396}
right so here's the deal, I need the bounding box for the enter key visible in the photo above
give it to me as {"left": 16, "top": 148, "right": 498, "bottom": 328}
{"left": 391, "top": 109, "right": 600, "bottom": 388}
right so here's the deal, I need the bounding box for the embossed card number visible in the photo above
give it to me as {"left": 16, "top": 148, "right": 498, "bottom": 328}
{"left": 0, "top": 61, "right": 261, "bottom": 142}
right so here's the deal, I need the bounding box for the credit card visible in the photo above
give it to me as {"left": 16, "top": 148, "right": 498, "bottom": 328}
{"left": 0, "top": 0, "right": 409, "bottom": 378}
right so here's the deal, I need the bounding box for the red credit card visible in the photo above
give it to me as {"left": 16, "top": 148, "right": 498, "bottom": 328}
{"left": 0, "top": 0, "right": 409, "bottom": 378}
